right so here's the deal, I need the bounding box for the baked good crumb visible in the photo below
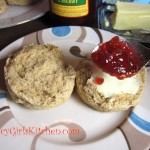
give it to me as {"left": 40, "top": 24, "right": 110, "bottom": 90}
{"left": 0, "top": 0, "right": 8, "bottom": 14}
{"left": 4, "top": 44, "right": 76, "bottom": 109}
{"left": 76, "top": 60, "right": 146, "bottom": 112}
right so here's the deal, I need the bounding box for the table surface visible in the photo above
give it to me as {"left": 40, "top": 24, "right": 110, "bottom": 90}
{"left": 0, "top": 12, "right": 54, "bottom": 50}
{"left": 0, "top": 11, "right": 150, "bottom": 51}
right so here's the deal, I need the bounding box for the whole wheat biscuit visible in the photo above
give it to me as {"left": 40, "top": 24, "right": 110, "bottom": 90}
{"left": 6, "top": 0, "right": 39, "bottom": 5}
{"left": 4, "top": 44, "right": 76, "bottom": 109}
{"left": 76, "top": 60, "right": 146, "bottom": 112}
{"left": 0, "top": 0, "right": 8, "bottom": 14}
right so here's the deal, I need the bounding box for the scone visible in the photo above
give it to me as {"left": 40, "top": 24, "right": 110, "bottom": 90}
{"left": 0, "top": 0, "right": 8, "bottom": 14}
{"left": 4, "top": 44, "right": 76, "bottom": 109}
{"left": 76, "top": 60, "right": 146, "bottom": 112}
{"left": 6, "top": 0, "right": 39, "bottom": 5}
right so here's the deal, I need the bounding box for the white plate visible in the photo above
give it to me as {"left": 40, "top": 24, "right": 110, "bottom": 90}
{"left": 0, "top": 26, "right": 150, "bottom": 150}
{"left": 0, "top": 0, "right": 49, "bottom": 29}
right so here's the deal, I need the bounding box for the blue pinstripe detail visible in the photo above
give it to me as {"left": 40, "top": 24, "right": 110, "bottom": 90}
{"left": 129, "top": 112, "right": 150, "bottom": 132}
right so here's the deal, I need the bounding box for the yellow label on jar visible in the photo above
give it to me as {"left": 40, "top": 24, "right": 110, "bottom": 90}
{"left": 51, "top": 0, "right": 89, "bottom": 18}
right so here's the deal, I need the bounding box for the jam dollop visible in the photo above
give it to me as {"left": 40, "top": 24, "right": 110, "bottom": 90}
{"left": 93, "top": 77, "right": 104, "bottom": 85}
{"left": 91, "top": 36, "right": 144, "bottom": 80}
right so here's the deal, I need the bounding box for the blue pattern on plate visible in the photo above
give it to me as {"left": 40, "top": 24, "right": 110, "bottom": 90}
{"left": 0, "top": 93, "right": 7, "bottom": 99}
{"left": 129, "top": 112, "right": 150, "bottom": 132}
{"left": 51, "top": 26, "right": 71, "bottom": 37}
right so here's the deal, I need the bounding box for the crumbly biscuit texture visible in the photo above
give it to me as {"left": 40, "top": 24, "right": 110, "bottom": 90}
{"left": 4, "top": 44, "right": 76, "bottom": 109}
{"left": 0, "top": 0, "right": 8, "bottom": 14}
{"left": 76, "top": 60, "right": 146, "bottom": 112}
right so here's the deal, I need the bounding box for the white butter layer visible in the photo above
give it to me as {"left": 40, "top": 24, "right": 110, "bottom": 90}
{"left": 87, "top": 63, "right": 140, "bottom": 98}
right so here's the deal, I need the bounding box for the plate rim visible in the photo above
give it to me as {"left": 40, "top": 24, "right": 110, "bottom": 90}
{"left": 0, "top": 0, "right": 49, "bottom": 29}
{"left": 0, "top": 26, "right": 149, "bottom": 150}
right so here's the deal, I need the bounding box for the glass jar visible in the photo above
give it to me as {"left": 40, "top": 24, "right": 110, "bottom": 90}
{"left": 50, "top": 0, "right": 98, "bottom": 26}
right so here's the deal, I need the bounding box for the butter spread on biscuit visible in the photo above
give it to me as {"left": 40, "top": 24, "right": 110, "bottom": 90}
{"left": 87, "top": 63, "right": 140, "bottom": 98}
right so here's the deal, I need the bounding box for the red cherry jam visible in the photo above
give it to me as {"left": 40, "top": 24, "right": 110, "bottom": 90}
{"left": 91, "top": 36, "right": 144, "bottom": 80}
{"left": 93, "top": 77, "right": 104, "bottom": 85}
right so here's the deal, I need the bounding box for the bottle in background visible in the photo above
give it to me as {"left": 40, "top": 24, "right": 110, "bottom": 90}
{"left": 50, "top": 0, "right": 99, "bottom": 26}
